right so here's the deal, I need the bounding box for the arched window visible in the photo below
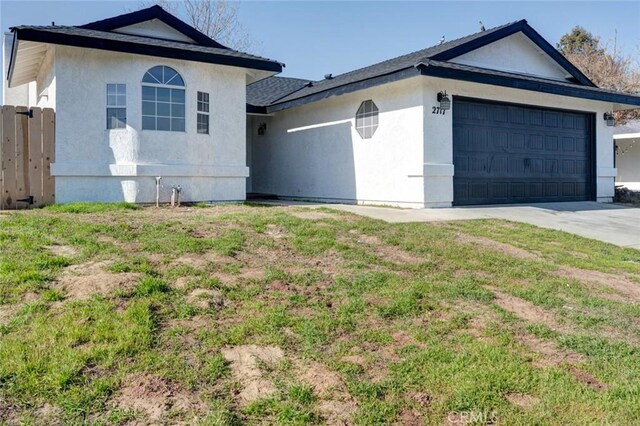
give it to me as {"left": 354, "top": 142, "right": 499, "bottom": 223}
{"left": 142, "top": 66, "right": 185, "bottom": 132}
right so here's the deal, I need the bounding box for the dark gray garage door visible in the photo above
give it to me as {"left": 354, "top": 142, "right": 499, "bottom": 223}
{"left": 453, "top": 98, "right": 593, "bottom": 206}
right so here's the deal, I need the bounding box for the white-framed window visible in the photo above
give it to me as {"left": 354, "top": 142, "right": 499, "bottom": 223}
{"left": 355, "top": 100, "right": 379, "bottom": 139}
{"left": 106, "top": 84, "right": 126, "bottom": 129}
{"left": 141, "top": 66, "right": 186, "bottom": 132}
{"left": 197, "top": 91, "right": 209, "bottom": 134}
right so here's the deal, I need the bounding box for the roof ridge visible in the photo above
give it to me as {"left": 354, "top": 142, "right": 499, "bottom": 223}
{"left": 78, "top": 5, "right": 164, "bottom": 29}
{"left": 247, "top": 76, "right": 310, "bottom": 87}
{"left": 78, "top": 4, "right": 228, "bottom": 49}
{"left": 311, "top": 19, "right": 524, "bottom": 84}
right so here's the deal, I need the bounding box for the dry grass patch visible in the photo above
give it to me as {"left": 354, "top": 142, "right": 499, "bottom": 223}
{"left": 221, "top": 345, "right": 285, "bottom": 404}
{"left": 45, "top": 245, "right": 78, "bottom": 258}
{"left": 347, "top": 230, "right": 425, "bottom": 264}
{"left": 296, "top": 359, "right": 357, "bottom": 425}
{"left": 55, "top": 261, "right": 140, "bottom": 301}
{"left": 556, "top": 266, "right": 640, "bottom": 302}
{"left": 490, "top": 288, "right": 567, "bottom": 332}
{"left": 516, "top": 332, "right": 583, "bottom": 368}
{"left": 113, "top": 372, "right": 204, "bottom": 422}
{"left": 505, "top": 392, "right": 540, "bottom": 409}
{"left": 289, "top": 210, "right": 339, "bottom": 220}
{"left": 455, "top": 233, "right": 542, "bottom": 261}
{"left": 567, "top": 366, "right": 607, "bottom": 391}
{"left": 185, "top": 288, "right": 225, "bottom": 310}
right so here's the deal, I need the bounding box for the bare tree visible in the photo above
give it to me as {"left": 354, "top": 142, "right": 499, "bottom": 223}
{"left": 140, "top": 0, "right": 257, "bottom": 52}
{"left": 559, "top": 26, "right": 640, "bottom": 123}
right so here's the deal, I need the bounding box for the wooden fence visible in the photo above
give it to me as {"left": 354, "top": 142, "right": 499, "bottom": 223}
{"left": 0, "top": 106, "right": 55, "bottom": 209}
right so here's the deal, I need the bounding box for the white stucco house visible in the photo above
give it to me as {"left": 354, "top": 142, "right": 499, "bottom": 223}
{"left": 4, "top": 6, "right": 282, "bottom": 203}
{"left": 5, "top": 6, "right": 640, "bottom": 207}
{"left": 614, "top": 120, "right": 640, "bottom": 191}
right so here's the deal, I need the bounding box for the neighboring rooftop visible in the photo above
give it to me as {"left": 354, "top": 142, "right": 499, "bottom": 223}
{"left": 615, "top": 119, "right": 640, "bottom": 136}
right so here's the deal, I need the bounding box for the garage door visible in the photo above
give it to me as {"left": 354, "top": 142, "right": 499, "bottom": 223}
{"left": 453, "top": 98, "right": 593, "bottom": 206}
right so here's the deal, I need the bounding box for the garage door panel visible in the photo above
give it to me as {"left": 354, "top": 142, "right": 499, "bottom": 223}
{"left": 453, "top": 99, "right": 592, "bottom": 205}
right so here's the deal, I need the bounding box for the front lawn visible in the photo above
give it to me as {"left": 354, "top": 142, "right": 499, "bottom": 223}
{"left": 1, "top": 203, "right": 639, "bottom": 425}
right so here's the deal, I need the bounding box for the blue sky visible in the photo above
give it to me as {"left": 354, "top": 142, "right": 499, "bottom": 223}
{"left": 1, "top": 0, "right": 639, "bottom": 89}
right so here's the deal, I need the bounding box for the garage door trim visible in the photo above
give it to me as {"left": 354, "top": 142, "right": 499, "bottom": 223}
{"left": 452, "top": 96, "right": 597, "bottom": 205}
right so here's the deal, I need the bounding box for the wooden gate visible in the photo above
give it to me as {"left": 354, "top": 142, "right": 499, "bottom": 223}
{"left": 0, "top": 106, "right": 55, "bottom": 209}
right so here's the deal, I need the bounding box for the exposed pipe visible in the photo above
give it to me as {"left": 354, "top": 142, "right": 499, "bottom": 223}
{"left": 155, "top": 176, "right": 162, "bottom": 207}
{"left": 170, "top": 185, "right": 182, "bottom": 208}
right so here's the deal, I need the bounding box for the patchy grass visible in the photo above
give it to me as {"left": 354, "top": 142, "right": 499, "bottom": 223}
{"left": 1, "top": 204, "right": 640, "bottom": 425}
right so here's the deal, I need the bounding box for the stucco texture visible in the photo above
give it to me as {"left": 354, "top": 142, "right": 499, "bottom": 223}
{"left": 250, "top": 77, "right": 426, "bottom": 208}
{"left": 251, "top": 74, "right": 616, "bottom": 208}
{"left": 50, "top": 45, "right": 248, "bottom": 203}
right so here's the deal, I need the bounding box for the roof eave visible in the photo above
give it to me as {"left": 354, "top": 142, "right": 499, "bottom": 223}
{"left": 416, "top": 62, "right": 640, "bottom": 107}
{"left": 13, "top": 27, "right": 283, "bottom": 73}
{"left": 7, "top": 29, "right": 19, "bottom": 85}
{"left": 265, "top": 67, "right": 421, "bottom": 113}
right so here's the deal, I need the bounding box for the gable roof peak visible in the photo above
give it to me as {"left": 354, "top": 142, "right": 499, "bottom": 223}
{"left": 79, "top": 4, "right": 227, "bottom": 49}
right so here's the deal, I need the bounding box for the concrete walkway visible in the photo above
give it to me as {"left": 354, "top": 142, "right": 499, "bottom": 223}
{"left": 257, "top": 200, "right": 640, "bottom": 249}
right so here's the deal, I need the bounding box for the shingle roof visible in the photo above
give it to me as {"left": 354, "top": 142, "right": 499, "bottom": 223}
{"left": 247, "top": 76, "right": 311, "bottom": 107}
{"left": 249, "top": 19, "right": 635, "bottom": 112}
{"left": 78, "top": 5, "right": 227, "bottom": 49}
{"left": 267, "top": 21, "right": 522, "bottom": 106}
{"left": 11, "top": 25, "right": 283, "bottom": 71}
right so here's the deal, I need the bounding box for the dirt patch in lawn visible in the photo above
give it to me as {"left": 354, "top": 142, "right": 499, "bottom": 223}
{"left": 490, "top": 289, "right": 566, "bottom": 332}
{"left": 347, "top": 230, "right": 425, "bottom": 264}
{"left": 265, "top": 224, "right": 289, "bottom": 239}
{"left": 221, "top": 345, "right": 284, "bottom": 404}
{"left": 456, "top": 234, "right": 542, "bottom": 261}
{"left": 289, "top": 210, "right": 339, "bottom": 220}
{"left": 95, "top": 235, "right": 142, "bottom": 252}
{"left": 114, "top": 372, "right": 203, "bottom": 422}
{"left": 0, "top": 304, "right": 19, "bottom": 326}
{"left": 517, "top": 332, "right": 583, "bottom": 368}
{"left": 297, "top": 359, "right": 357, "bottom": 425}
{"left": 185, "top": 288, "right": 224, "bottom": 309}
{"left": 506, "top": 392, "right": 540, "bottom": 409}
{"left": 45, "top": 244, "right": 78, "bottom": 257}
{"left": 568, "top": 366, "right": 607, "bottom": 391}
{"left": 398, "top": 408, "right": 423, "bottom": 425}
{"left": 556, "top": 266, "right": 640, "bottom": 302}
{"left": 56, "top": 261, "right": 140, "bottom": 300}
{"left": 169, "top": 251, "right": 233, "bottom": 270}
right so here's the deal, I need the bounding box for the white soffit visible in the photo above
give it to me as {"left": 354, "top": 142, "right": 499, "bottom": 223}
{"left": 9, "top": 40, "right": 48, "bottom": 87}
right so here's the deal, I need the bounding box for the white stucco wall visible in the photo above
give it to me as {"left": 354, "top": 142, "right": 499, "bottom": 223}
{"left": 250, "top": 77, "right": 425, "bottom": 208}
{"left": 50, "top": 45, "right": 248, "bottom": 204}
{"left": 615, "top": 137, "right": 640, "bottom": 190}
{"left": 35, "top": 47, "right": 55, "bottom": 108}
{"left": 452, "top": 33, "right": 570, "bottom": 81}
{"left": 251, "top": 74, "right": 616, "bottom": 208}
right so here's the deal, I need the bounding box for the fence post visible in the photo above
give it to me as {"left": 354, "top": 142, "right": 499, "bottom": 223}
{"left": 15, "top": 106, "right": 29, "bottom": 205}
{"left": 2, "top": 106, "right": 17, "bottom": 209}
{"left": 29, "top": 108, "right": 43, "bottom": 206}
{"left": 42, "top": 108, "right": 55, "bottom": 205}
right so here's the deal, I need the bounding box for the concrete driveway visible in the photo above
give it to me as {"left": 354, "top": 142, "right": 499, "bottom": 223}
{"left": 260, "top": 201, "right": 640, "bottom": 249}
